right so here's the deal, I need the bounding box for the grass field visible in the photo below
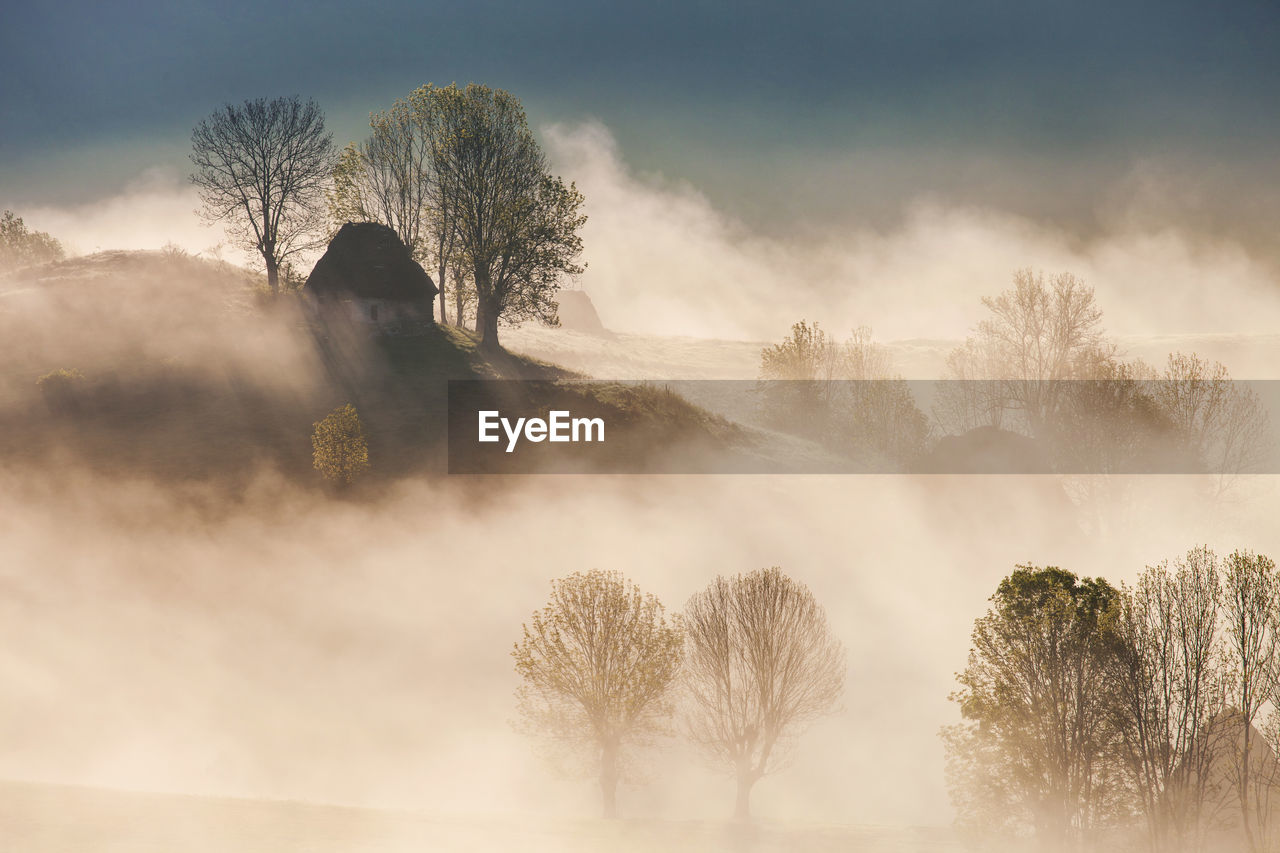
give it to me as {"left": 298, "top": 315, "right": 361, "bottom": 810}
{"left": 0, "top": 780, "right": 963, "bottom": 853}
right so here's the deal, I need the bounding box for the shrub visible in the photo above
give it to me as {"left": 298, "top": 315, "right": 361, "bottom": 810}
{"left": 36, "top": 368, "right": 85, "bottom": 413}
{"left": 311, "top": 403, "right": 370, "bottom": 485}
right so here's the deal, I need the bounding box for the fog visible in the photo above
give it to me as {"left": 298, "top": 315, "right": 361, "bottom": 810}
{"left": 4, "top": 465, "right": 1278, "bottom": 828}
{"left": 4, "top": 118, "right": 1280, "bottom": 850}
{"left": 19, "top": 120, "right": 1280, "bottom": 346}
{"left": 23, "top": 167, "right": 220, "bottom": 259}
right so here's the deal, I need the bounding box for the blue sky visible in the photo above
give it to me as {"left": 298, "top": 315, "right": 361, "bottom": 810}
{"left": 3, "top": 0, "right": 1278, "bottom": 232}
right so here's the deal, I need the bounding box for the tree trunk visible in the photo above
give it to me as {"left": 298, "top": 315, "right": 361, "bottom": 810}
{"left": 478, "top": 304, "right": 500, "bottom": 349}
{"left": 454, "top": 270, "right": 464, "bottom": 328}
{"left": 734, "top": 773, "right": 754, "bottom": 821}
{"left": 437, "top": 261, "right": 448, "bottom": 325}
{"left": 600, "top": 741, "right": 619, "bottom": 819}
{"left": 262, "top": 221, "right": 278, "bottom": 296}
{"left": 473, "top": 266, "right": 499, "bottom": 348}
{"left": 1242, "top": 727, "right": 1258, "bottom": 853}
{"left": 264, "top": 251, "right": 280, "bottom": 296}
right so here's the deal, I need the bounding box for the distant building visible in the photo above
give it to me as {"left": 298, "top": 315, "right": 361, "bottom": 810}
{"left": 304, "top": 222, "right": 437, "bottom": 333}
{"left": 554, "top": 289, "right": 612, "bottom": 337}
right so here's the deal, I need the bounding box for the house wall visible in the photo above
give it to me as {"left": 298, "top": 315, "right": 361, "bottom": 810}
{"left": 307, "top": 295, "right": 432, "bottom": 333}
{"left": 304, "top": 289, "right": 435, "bottom": 334}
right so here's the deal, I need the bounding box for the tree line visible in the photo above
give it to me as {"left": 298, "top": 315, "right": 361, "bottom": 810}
{"left": 0, "top": 210, "right": 64, "bottom": 272}
{"left": 946, "top": 548, "right": 1280, "bottom": 852}
{"left": 512, "top": 567, "right": 845, "bottom": 821}
{"left": 757, "top": 270, "right": 1271, "bottom": 484}
{"left": 189, "top": 86, "right": 586, "bottom": 349}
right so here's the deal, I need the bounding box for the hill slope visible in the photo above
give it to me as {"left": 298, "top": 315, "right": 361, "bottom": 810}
{"left": 0, "top": 251, "right": 777, "bottom": 483}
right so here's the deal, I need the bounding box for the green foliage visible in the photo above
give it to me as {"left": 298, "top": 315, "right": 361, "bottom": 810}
{"left": 328, "top": 142, "right": 371, "bottom": 231}
{"left": 759, "top": 320, "right": 837, "bottom": 381}
{"left": 1, "top": 210, "right": 65, "bottom": 271}
{"left": 36, "top": 367, "right": 85, "bottom": 414}
{"left": 948, "top": 552, "right": 1280, "bottom": 850}
{"left": 36, "top": 367, "right": 85, "bottom": 388}
{"left": 311, "top": 403, "right": 370, "bottom": 485}
{"left": 947, "top": 565, "right": 1127, "bottom": 847}
{"left": 513, "top": 569, "right": 682, "bottom": 817}
{"left": 329, "top": 82, "right": 588, "bottom": 336}
{"left": 327, "top": 90, "right": 433, "bottom": 258}
{"left": 436, "top": 84, "right": 587, "bottom": 346}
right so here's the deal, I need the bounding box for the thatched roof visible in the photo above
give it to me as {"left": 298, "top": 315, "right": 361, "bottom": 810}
{"left": 305, "top": 222, "right": 437, "bottom": 301}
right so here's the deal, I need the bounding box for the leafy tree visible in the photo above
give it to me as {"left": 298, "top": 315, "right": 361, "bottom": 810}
{"left": 513, "top": 570, "right": 682, "bottom": 818}
{"left": 328, "top": 84, "right": 460, "bottom": 324}
{"left": 191, "top": 96, "right": 335, "bottom": 295}
{"left": 759, "top": 320, "right": 851, "bottom": 381}
{"left": 329, "top": 110, "right": 430, "bottom": 256}
{"left": 434, "top": 84, "right": 586, "bottom": 348}
{"left": 682, "top": 567, "right": 845, "bottom": 821}
{"left": 757, "top": 320, "right": 844, "bottom": 433}
{"left": 1107, "top": 548, "right": 1225, "bottom": 851}
{"left": 311, "top": 403, "right": 369, "bottom": 486}
{"left": 450, "top": 263, "right": 475, "bottom": 329}
{"left": 0, "top": 210, "right": 64, "bottom": 271}
{"left": 945, "top": 565, "right": 1126, "bottom": 848}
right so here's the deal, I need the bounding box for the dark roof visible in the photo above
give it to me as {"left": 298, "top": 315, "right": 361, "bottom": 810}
{"left": 304, "top": 222, "right": 437, "bottom": 301}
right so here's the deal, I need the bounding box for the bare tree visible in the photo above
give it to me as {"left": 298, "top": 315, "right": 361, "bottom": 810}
{"left": 191, "top": 96, "right": 335, "bottom": 294}
{"left": 1155, "top": 353, "right": 1272, "bottom": 495}
{"left": 513, "top": 570, "right": 682, "bottom": 819}
{"left": 1221, "top": 549, "right": 1280, "bottom": 851}
{"left": 940, "top": 270, "right": 1115, "bottom": 438}
{"left": 1108, "top": 548, "right": 1226, "bottom": 851}
{"left": 328, "top": 101, "right": 431, "bottom": 256}
{"left": 932, "top": 341, "right": 1012, "bottom": 451}
{"left": 682, "top": 567, "right": 845, "bottom": 821}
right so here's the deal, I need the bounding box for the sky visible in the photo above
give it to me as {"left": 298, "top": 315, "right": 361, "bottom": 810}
{"left": 3, "top": 0, "right": 1279, "bottom": 238}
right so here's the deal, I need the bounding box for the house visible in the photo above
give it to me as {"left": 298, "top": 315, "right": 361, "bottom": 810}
{"left": 304, "top": 222, "right": 438, "bottom": 332}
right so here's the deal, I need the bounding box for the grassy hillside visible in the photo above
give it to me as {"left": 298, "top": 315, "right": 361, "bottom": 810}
{"left": 0, "top": 251, "right": 765, "bottom": 484}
